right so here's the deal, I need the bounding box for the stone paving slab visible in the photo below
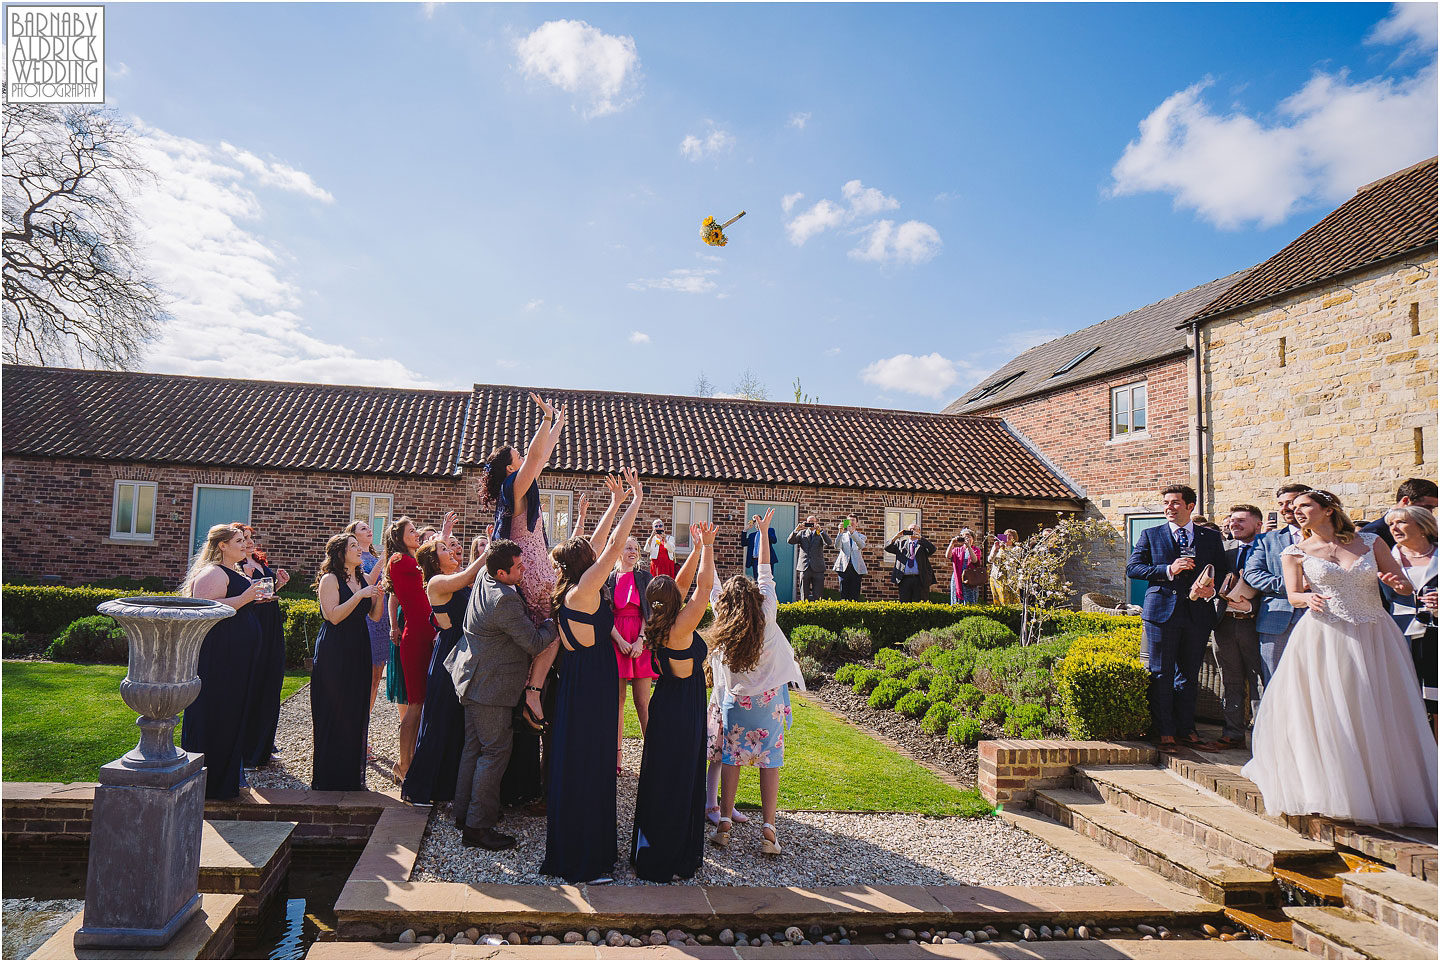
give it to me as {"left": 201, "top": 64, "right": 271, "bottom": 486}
{"left": 31, "top": 893, "right": 241, "bottom": 960}
{"left": 1285, "top": 905, "right": 1430, "bottom": 960}
{"left": 1340, "top": 868, "right": 1437, "bottom": 919}
{"left": 199, "top": 818, "right": 294, "bottom": 873}
{"left": 305, "top": 939, "right": 1307, "bottom": 959}
{"left": 351, "top": 807, "right": 431, "bottom": 883}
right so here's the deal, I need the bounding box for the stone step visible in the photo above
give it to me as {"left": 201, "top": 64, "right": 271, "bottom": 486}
{"left": 1075, "top": 765, "right": 1334, "bottom": 872}
{"left": 1033, "top": 788, "right": 1276, "bottom": 907}
{"left": 1161, "top": 754, "right": 1440, "bottom": 882}
{"left": 1340, "top": 869, "right": 1438, "bottom": 953}
{"left": 1285, "top": 906, "right": 1431, "bottom": 961}
{"left": 1224, "top": 906, "right": 1294, "bottom": 943}
{"left": 198, "top": 819, "right": 295, "bottom": 937}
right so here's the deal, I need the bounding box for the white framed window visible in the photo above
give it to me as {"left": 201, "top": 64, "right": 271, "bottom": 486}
{"left": 1111, "top": 381, "right": 1147, "bottom": 438}
{"left": 884, "top": 507, "right": 922, "bottom": 545}
{"left": 111, "top": 480, "right": 157, "bottom": 541}
{"left": 539, "top": 490, "right": 573, "bottom": 543}
{"left": 672, "top": 497, "right": 713, "bottom": 554}
{"left": 351, "top": 493, "right": 394, "bottom": 536}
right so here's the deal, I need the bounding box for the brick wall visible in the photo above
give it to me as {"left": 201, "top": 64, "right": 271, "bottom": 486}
{"left": 3, "top": 456, "right": 1013, "bottom": 602}
{"left": 1199, "top": 252, "right": 1438, "bottom": 522}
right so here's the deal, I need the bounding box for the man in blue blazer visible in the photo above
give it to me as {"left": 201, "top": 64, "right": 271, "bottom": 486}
{"left": 1244, "top": 482, "right": 1312, "bottom": 682}
{"left": 1126, "top": 484, "right": 1230, "bottom": 752}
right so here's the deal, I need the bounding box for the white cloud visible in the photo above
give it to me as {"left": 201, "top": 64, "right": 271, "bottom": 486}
{"left": 680, "top": 123, "right": 734, "bottom": 161}
{"left": 841, "top": 179, "right": 899, "bottom": 218}
{"left": 420, "top": 2, "right": 443, "bottom": 19}
{"left": 824, "top": 346, "right": 841, "bottom": 356}
{"left": 627, "top": 268, "right": 719, "bottom": 294}
{"left": 785, "top": 199, "right": 846, "bottom": 245}
{"left": 788, "top": 111, "right": 811, "bottom": 129}
{"left": 1367, "top": 2, "right": 1437, "bottom": 60}
{"left": 515, "top": 19, "right": 640, "bottom": 119}
{"left": 860, "top": 353, "right": 963, "bottom": 399}
{"left": 934, "top": 190, "right": 962, "bottom": 203}
{"left": 783, "top": 179, "right": 941, "bottom": 265}
{"left": 124, "top": 123, "right": 441, "bottom": 388}
{"left": 1111, "top": 21, "right": 1438, "bottom": 230}
{"left": 107, "top": 61, "right": 130, "bottom": 79}
{"left": 523, "top": 298, "right": 544, "bottom": 311}
{"left": 629, "top": 331, "right": 650, "bottom": 343}
{"left": 219, "top": 142, "right": 335, "bottom": 203}
{"left": 849, "top": 219, "right": 943, "bottom": 265}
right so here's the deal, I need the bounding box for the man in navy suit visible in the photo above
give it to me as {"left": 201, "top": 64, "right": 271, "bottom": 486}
{"left": 1127, "top": 484, "right": 1231, "bottom": 752}
{"left": 1245, "top": 482, "right": 1312, "bottom": 682}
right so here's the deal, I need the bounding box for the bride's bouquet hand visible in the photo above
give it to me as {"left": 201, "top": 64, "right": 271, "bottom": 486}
{"left": 1304, "top": 592, "right": 1329, "bottom": 613}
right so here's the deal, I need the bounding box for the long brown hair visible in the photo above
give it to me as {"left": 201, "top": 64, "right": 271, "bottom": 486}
{"left": 313, "top": 533, "right": 360, "bottom": 591}
{"left": 643, "top": 575, "right": 682, "bottom": 653}
{"left": 706, "top": 574, "right": 766, "bottom": 672}
{"left": 550, "top": 536, "right": 596, "bottom": 617}
{"left": 379, "top": 516, "right": 414, "bottom": 591}
{"left": 482, "top": 445, "right": 516, "bottom": 506}
{"left": 1296, "top": 490, "right": 1358, "bottom": 544}
{"left": 416, "top": 540, "right": 446, "bottom": 583}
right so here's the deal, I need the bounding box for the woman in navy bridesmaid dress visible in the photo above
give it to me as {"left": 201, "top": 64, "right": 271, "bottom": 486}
{"left": 311, "top": 533, "right": 385, "bottom": 791}
{"left": 181, "top": 524, "right": 265, "bottom": 800}
{"left": 540, "top": 468, "right": 644, "bottom": 884}
{"left": 631, "top": 523, "right": 717, "bottom": 882}
{"left": 239, "top": 526, "right": 290, "bottom": 768}
{"left": 403, "top": 537, "right": 485, "bottom": 806}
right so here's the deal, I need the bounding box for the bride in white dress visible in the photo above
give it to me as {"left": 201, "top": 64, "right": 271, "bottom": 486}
{"left": 1242, "top": 489, "right": 1437, "bottom": 828}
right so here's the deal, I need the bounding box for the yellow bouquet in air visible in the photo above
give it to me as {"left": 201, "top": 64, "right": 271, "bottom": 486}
{"left": 701, "top": 211, "right": 745, "bottom": 247}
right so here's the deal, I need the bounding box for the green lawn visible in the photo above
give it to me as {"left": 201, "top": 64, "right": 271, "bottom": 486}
{"left": 621, "top": 691, "right": 991, "bottom": 816}
{"left": 1, "top": 663, "right": 310, "bottom": 782}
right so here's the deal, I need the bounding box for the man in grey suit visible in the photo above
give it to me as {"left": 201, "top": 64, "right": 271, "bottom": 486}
{"left": 447, "top": 539, "right": 557, "bottom": 850}
{"left": 788, "top": 515, "right": 834, "bottom": 601}
{"left": 1211, "top": 505, "right": 1265, "bottom": 748}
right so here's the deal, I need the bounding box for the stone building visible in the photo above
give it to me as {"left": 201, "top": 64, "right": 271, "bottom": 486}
{"left": 946, "top": 155, "right": 1438, "bottom": 602}
{"left": 1188, "top": 156, "right": 1437, "bottom": 520}
{"left": 0, "top": 368, "right": 1081, "bottom": 602}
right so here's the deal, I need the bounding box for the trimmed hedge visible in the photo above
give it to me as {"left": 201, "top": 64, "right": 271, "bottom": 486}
{"left": 1003, "top": 702, "right": 1049, "bottom": 737}
{"left": 978, "top": 693, "right": 1013, "bottom": 724}
{"left": 904, "top": 668, "right": 936, "bottom": 691}
{"left": 777, "top": 600, "right": 1139, "bottom": 651}
{"left": 851, "top": 668, "right": 882, "bottom": 695}
{"left": 927, "top": 673, "right": 960, "bottom": 704}
{"left": 833, "top": 663, "right": 861, "bottom": 686}
{"left": 47, "top": 616, "right": 128, "bottom": 663}
{"left": 952, "top": 683, "right": 983, "bottom": 712}
{"left": 1055, "top": 631, "right": 1150, "bottom": 740}
{"left": 894, "top": 690, "right": 931, "bottom": 718}
{"left": 953, "top": 616, "right": 1019, "bottom": 650}
{"left": 868, "top": 678, "right": 909, "bottom": 710}
{"left": 920, "top": 701, "right": 958, "bottom": 734}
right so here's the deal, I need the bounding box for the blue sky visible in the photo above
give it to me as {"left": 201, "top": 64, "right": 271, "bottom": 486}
{"left": 74, "top": 1, "right": 1439, "bottom": 408}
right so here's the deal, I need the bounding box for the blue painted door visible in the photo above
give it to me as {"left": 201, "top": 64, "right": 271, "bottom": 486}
{"left": 1127, "top": 515, "right": 1167, "bottom": 606}
{"left": 744, "top": 501, "right": 798, "bottom": 603}
{"left": 193, "top": 486, "right": 252, "bottom": 556}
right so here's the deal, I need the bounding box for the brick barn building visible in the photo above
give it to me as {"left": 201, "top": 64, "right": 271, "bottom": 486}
{"left": 946, "top": 155, "right": 1438, "bottom": 604}
{"left": 1, "top": 368, "right": 1082, "bottom": 602}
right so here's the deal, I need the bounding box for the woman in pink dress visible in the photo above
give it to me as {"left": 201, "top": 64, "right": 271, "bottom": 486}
{"left": 607, "top": 537, "right": 657, "bottom": 773}
{"left": 946, "top": 529, "right": 984, "bottom": 605}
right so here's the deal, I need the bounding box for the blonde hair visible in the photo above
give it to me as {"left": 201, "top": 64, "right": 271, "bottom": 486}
{"left": 183, "top": 524, "right": 243, "bottom": 595}
{"left": 1385, "top": 504, "right": 1438, "bottom": 544}
{"left": 1296, "top": 490, "right": 1357, "bottom": 544}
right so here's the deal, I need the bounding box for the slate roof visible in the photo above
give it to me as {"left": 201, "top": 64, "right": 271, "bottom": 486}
{"left": 0, "top": 365, "right": 470, "bottom": 476}
{"left": 943, "top": 270, "right": 1249, "bottom": 415}
{"left": 1190, "top": 156, "right": 1438, "bottom": 323}
{"left": 463, "top": 384, "right": 1079, "bottom": 498}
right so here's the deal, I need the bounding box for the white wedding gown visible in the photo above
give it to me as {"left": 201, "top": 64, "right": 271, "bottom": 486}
{"left": 1242, "top": 533, "right": 1438, "bottom": 827}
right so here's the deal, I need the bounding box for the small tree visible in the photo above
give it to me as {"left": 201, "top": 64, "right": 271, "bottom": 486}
{"left": 792, "top": 376, "right": 818, "bottom": 404}
{"left": 3, "top": 102, "right": 168, "bottom": 368}
{"left": 993, "top": 518, "right": 1121, "bottom": 645}
{"left": 733, "top": 368, "right": 767, "bottom": 401}
{"left": 694, "top": 370, "right": 715, "bottom": 397}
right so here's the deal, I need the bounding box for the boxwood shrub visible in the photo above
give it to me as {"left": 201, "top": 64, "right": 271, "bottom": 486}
{"left": 851, "top": 668, "right": 883, "bottom": 695}
{"left": 1021, "top": 725, "right": 1044, "bottom": 739}
{"left": 790, "top": 625, "right": 843, "bottom": 666}
{"left": 978, "top": 693, "right": 1013, "bottom": 724}
{"left": 868, "top": 677, "right": 909, "bottom": 710}
{"left": 927, "top": 673, "right": 960, "bottom": 704}
{"left": 47, "top": 615, "right": 128, "bottom": 663}
{"left": 921, "top": 701, "right": 958, "bottom": 734}
{"left": 833, "top": 663, "right": 861, "bottom": 685}
{"left": 904, "top": 668, "right": 935, "bottom": 691}
{"left": 952, "top": 683, "right": 983, "bottom": 712}
{"left": 1056, "top": 632, "right": 1150, "bottom": 740}
{"left": 1003, "top": 701, "right": 1049, "bottom": 737}
{"left": 947, "top": 716, "right": 984, "bottom": 747}
{"left": 894, "top": 690, "right": 931, "bottom": 718}
{"left": 954, "top": 615, "right": 1019, "bottom": 650}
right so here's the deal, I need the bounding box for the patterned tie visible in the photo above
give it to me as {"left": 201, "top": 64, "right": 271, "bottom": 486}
{"left": 1176, "top": 527, "right": 1190, "bottom": 553}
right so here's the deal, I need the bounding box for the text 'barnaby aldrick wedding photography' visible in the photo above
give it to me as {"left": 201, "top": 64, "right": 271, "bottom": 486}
{"left": 6, "top": 5, "right": 105, "bottom": 103}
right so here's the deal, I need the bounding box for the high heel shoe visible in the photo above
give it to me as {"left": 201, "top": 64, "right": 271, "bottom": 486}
{"left": 760, "top": 822, "right": 782, "bottom": 856}
{"left": 710, "top": 817, "right": 732, "bottom": 848}
{"left": 521, "top": 685, "right": 547, "bottom": 731}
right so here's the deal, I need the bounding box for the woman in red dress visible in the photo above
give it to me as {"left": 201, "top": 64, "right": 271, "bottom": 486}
{"left": 382, "top": 516, "right": 434, "bottom": 783}
{"left": 646, "top": 519, "right": 677, "bottom": 579}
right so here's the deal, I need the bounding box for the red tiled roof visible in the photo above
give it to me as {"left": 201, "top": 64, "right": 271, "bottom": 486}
{"left": 1190, "top": 157, "right": 1438, "bottom": 323}
{"left": 462, "top": 384, "right": 1079, "bottom": 499}
{"left": 0, "top": 366, "right": 469, "bottom": 476}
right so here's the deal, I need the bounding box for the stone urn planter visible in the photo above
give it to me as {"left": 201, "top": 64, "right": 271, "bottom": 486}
{"left": 75, "top": 596, "right": 234, "bottom": 949}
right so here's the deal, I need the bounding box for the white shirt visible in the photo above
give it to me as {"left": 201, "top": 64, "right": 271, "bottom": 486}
{"left": 709, "top": 563, "right": 805, "bottom": 697}
{"left": 1164, "top": 521, "right": 1196, "bottom": 581}
{"left": 646, "top": 533, "right": 675, "bottom": 560}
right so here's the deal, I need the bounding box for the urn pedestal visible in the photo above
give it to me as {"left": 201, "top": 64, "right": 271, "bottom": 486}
{"left": 74, "top": 596, "right": 234, "bottom": 949}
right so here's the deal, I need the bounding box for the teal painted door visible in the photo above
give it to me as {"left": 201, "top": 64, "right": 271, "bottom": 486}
{"left": 1127, "top": 515, "right": 1167, "bottom": 606}
{"left": 193, "top": 486, "right": 252, "bottom": 556}
{"left": 744, "top": 501, "right": 798, "bottom": 603}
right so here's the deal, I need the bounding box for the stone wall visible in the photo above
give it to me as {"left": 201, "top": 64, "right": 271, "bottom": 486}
{"left": 3, "top": 456, "right": 1028, "bottom": 602}
{"left": 1199, "top": 251, "right": 1438, "bottom": 522}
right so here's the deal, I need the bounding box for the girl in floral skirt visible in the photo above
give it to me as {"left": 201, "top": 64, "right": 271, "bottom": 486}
{"left": 706, "top": 507, "right": 805, "bottom": 856}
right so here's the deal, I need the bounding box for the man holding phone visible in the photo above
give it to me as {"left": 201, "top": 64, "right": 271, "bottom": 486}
{"left": 740, "top": 514, "right": 778, "bottom": 580}
{"left": 885, "top": 523, "right": 936, "bottom": 603}
{"left": 832, "top": 516, "right": 868, "bottom": 600}
{"left": 788, "top": 515, "right": 833, "bottom": 601}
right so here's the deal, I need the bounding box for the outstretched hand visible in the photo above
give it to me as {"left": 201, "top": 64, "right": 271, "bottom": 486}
{"left": 529, "top": 392, "right": 555, "bottom": 418}
{"left": 623, "top": 466, "right": 643, "bottom": 500}
{"left": 760, "top": 507, "right": 775, "bottom": 530}
{"left": 696, "top": 521, "right": 718, "bottom": 546}
{"left": 604, "top": 474, "right": 625, "bottom": 500}
{"left": 552, "top": 403, "right": 568, "bottom": 433}
{"left": 1378, "top": 570, "right": 1413, "bottom": 594}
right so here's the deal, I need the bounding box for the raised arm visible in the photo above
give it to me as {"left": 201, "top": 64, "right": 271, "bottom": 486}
{"left": 674, "top": 523, "right": 704, "bottom": 595}
{"left": 674, "top": 524, "right": 718, "bottom": 639}
{"left": 588, "top": 474, "right": 624, "bottom": 554}
{"left": 513, "top": 393, "right": 567, "bottom": 495}
{"left": 757, "top": 508, "right": 775, "bottom": 567}
{"left": 427, "top": 554, "right": 485, "bottom": 597}
{"left": 578, "top": 467, "right": 644, "bottom": 597}
{"left": 573, "top": 493, "right": 590, "bottom": 540}
{"left": 1373, "top": 537, "right": 1417, "bottom": 597}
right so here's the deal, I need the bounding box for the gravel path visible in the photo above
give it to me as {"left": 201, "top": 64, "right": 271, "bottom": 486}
{"left": 252, "top": 683, "right": 1104, "bottom": 889}
{"left": 808, "top": 681, "right": 991, "bottom": 786}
